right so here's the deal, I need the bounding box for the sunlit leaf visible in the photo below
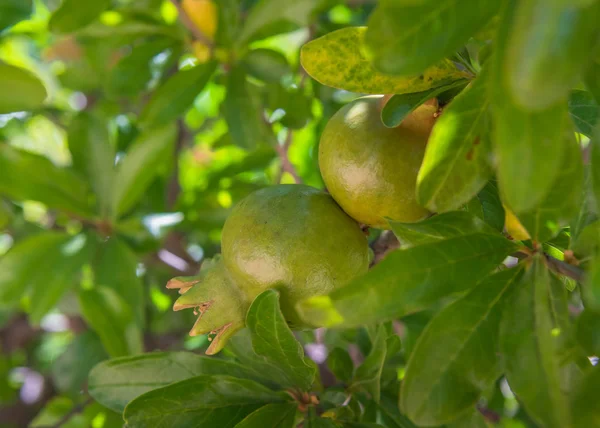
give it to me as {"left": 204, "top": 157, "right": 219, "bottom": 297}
{"left": 365, "top": 0, "right": 500, "bottom": 75}
{"left": 301, "top": 27, "right": 468, "bottom": 95}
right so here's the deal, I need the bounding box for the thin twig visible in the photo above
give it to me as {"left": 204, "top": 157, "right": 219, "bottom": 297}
{"left": 47, "top": 397, "right": 93, "bottom": 428}
{"left": 544, "top": 253, "right": 585, "bottom": 282}
{"left": 275, "top": 130, "right": 302, "bottom": 183}
{"left": 169, "top": 0, "right": 215, "bottom": 49}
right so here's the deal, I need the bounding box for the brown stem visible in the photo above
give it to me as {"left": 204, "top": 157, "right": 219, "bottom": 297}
{"left": 544, "top": 253, "right": 585, "bottom": 282}
{"left": 370, "top": 230, "right": 399, "bottom": 266}
{"left": 169, "top": 0, "right": 215, "bottom": 49}
{"left": 275, "top": 130, "right": 302, "bottom": 184}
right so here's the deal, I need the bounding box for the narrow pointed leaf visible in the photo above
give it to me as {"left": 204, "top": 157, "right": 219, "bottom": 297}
{"left": 492, "top": 1, "right": 580, "bottom": 214}
{"left": 417, "top": 68, "right": 492, "bottom": 212}
{"left": 500, "top": 257, "right": 573, "bottom": 428}
{"left": 297, "top": 227, "right": 518, "bottom": 328}
{"left": 88, "top": 352, "right": 264, "bottom": 412}
{"left": 301, "top": 27, "right": 468, "bottom": 95}
{"left": 365, "top": 0, "right": 500, "bottom": 75}
{"left": 576, "top": 310, "right": 600, "bottom": 356}
{"left": 390, "top": 211, "right": 498, "bottom": 248}
{"left": 123, "top": 375, "right": 285, "bottom": 428}
{"left": 234, "top": 403, "right": 297, "bottom": 428}
{"left": 79, "top": 286, "right": 143, "bottom": 358}
{"left": 68, "top": 112, "right": 115, "bottom": 217}
{"left": 0, "top": 232, "right": 73, "bottom": 305}
{"left": 569, "top": 90, "right": 599, "bottom": 138}
{"left": 222, "top": 67, "right": 274, "bottom": 149}
{"left": 94, "top": 238, "right": 144, "bottom": 325}
{"left": 0, "top": 144, "right": 93, "bottom": 216}
{"left": 111, "top": 123, "right": 176, "bottom": 218}
{"left": 139, "top": 62, "right": 216, "bottom": 129}
{"left": 401, "top": 267, "right": 523, "bottom": 425}
{"left": 28, "top": 234, "right": 93, "bottom": 324}
{"left": 246, "top": 290, "right": 316, "bottom": 391}
{"left": 351, "top": 325, "right": 387, "bottom": 402}
{"left": 505, "top": 0, "right": 600, "bottom": 110}
{"left": 511, "top": 136, "right": 583, "bottom": 242}
{"left": 572, "top": 366, "right": 600, "bottom": 427}
{"left": 52, "top": 332, "right": 107, "bottom": 395}
{"left": 380, "top": 80, "right": 468, "bottom": 128}
{"left": 0, "top": 63, "right": 47, "bottom": 113}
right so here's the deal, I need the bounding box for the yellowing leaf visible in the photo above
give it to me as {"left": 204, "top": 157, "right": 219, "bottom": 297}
{"left": 301, "top": 27, "right": 468, "bottom": 95}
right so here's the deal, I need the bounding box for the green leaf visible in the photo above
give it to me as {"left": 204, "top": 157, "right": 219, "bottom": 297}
{"left": 471, "top": 181, "right": 505, "bottom": 232}
{"left": 67, "top": 112, "right": 115, "bottom": 218}
{"left": 237, "top": 0, "right": 318, "bottom": 44}
{"left": 380, "top": 80, "right": 468, "bottom": 128}
{"left": 500, "top": 257, "right": 573, "bottom": 428}
{"left": 94, "top": 238, "right": 144, "bottom": 326}
{"left": 446, "top": 409, "right": 490, "bottom": 428}
{"left": 592, "top": 125, "right": 600, "bottom": 215}
{"left": 327, "top": 348, "right": 354, "bottom": 383}
{"left": 0, "top": 232, "right": 72, "bottom": 306}
{"left": 301, "top": 27, "right": 468, "bottom": 95}
{"left": 243, "top": 49, "right": 290, "bottom": 83}
{"left": 246, "top": 290, "right": 316, "bottom": 391}
{"left": 416, "top": 69, "right": 492, "bottom": 212}
{"left": 390, "top": 211, "right": 499, "bottom": 249}
{"left": 511, "top": 135, "right": 583, "bottom": 242}
{"left": 365, "top": 0, "right": 500, "bottom": 75}
{"left": 106, "top": 39, "right": 176, "bottom": 98}
{"left": 28, "top": 234, "right": 93, "bottom": 324}
{"left": 111, "top": 123, "right": 176, "bottom": 218}
{"left": 48, "top": 0, "right": 110, "bottom": 33}
{"left": 79, "top": 286, "right": 143, "bottom": 358}
{"left": 297, "top": 224, "right": 518, "bottom": 328}
{"left": 52, "top": 332, "right": 107, "bottom": 396}
{"left": 569, "top": 90, "right": 599, "bottom": 138}
{"left": 29, "top": 397, "right": 88, "bottom": 428}
{"left": 223, "top": 67, "right": 274, "bottom": 149}
{"left": 351, "top": 325, "right": 387, "bottom": 402}
{"left": 504, "top": 0, "right": 600, "bottom": 110}
{"left": 584, "top": 251, "right": 600, "bottom": 310}
{"left": 305, "top": 409, "right": 338, "bottom": 428}
{"left": 575, "top": 310, "right": 600, "bottom": 356}
{"left": 225, "top": 329, "right": 296, "bottom": 390}
{"left": 0, "top": 144, "right": 93, "bottom": 216}
{"left": 492, "top": 2, "right": 581, "bottom": 215}
{"left": 138, "top": 62, "right": 216, "bottom": 129}
{"left": 0, "top": 0, "right": 32, "bottom": 32}
{"left": 401, "top": 266, "right": 523, "bottom": 425}
{"left": 0, "top": 63, "right": 47, "bottom": 113}
{"left": 584, "top": 58, "right": 600, "bottom": 103}
{"left": 572, "top": 365, "right": 600, "bottom": 427}
{"left": 123, "top": 375, "right": 285, "bottom": 428}
{"left": 88, "top": 352, "right": 264, "bottom": 412}
{"left": 216, "top": 0, "right": 241, "bottom": 48}
{"left": 266, "top": 84, "right": 312, "bottom": 129}
{"left": 234, "top": 403, "right": 297, "bottom": 428}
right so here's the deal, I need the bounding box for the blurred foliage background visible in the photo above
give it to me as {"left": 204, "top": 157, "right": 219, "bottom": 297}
{"left": 2, "top": 0, "right": 596, "bottom": 427}
{"left": 0, "top": 0, "right": 383, "bottom": 426}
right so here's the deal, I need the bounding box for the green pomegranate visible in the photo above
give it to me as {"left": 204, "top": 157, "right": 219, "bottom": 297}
{"left": 168, "top": 184, "right": 370, "bottom": 354}
{"left": 319, "top": 96, "right": 433, "bottom": 229}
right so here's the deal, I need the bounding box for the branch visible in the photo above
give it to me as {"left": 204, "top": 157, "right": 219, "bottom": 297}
{"left": 544, "top": 253, "right": 585, "bottom": 282}
{"left": 169, "top": 0, "right": 215, "bottom": 49}
{"left": 48, "top": 397, "right": 93, "bottom": 428}
{"left": 370, "top": 230, "right": 399, "bottom": 266}
{"left": 275, "top": 130, "right": 302, "bottom": 184}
